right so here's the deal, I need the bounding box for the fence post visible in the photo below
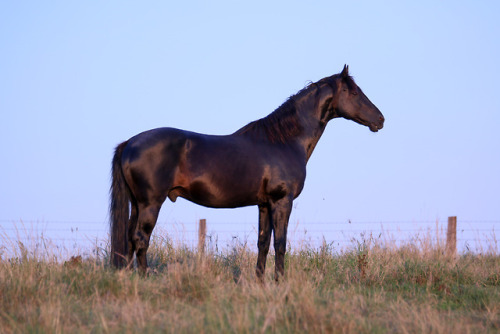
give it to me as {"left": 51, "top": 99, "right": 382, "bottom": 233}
{"left": 446, "top": 216, "right": 457, "bottom": 256}
{"left": 198, "top": 219, "right": 206, "bottom": 254}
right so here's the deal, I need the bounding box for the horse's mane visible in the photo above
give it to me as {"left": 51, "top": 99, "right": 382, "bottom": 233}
{"left": 233, "top": 82, "right": 319, "bottom": 144}
{"left": 233, "top": 98, "right": 300, "bottom": 144}
{"left": 234, "top": 73, "right": 353, "bottom": 144}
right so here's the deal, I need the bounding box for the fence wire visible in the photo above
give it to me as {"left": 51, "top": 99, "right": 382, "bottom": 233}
{"left": 1, "top": 218, "right": 498, "bottom": 256}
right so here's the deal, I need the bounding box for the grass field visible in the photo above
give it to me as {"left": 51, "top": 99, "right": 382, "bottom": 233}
{"left": 0, "top": 231, "right": 499, "bottom": 333}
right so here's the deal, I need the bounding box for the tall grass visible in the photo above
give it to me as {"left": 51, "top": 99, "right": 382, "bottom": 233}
{"left": 0, "top": 230, "right": 499, "bottom": 333}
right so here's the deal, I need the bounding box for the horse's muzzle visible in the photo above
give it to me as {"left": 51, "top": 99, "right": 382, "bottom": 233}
{"left": 370, "top": 115, "right": 384, "bottom": 132}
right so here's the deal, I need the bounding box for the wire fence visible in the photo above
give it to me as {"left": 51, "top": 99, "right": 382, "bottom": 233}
{"left": 1, "top": 218, "right": 498, "bottom": 258}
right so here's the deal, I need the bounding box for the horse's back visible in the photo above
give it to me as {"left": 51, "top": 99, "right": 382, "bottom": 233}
{"left": 125, "top": 127, "right": 187, "bottom": 149}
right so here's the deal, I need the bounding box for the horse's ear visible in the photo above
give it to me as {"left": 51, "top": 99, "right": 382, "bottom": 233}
{"left": 341, "top": 64, "right": 349, "bottom": 78}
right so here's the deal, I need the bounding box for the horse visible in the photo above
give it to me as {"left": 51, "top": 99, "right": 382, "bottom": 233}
{"left": 110, "top": 65, "right": 384, "bottom": 280}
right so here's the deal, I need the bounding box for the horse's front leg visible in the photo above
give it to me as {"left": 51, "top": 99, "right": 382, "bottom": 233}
{"left": 256, "top": 204, "right": 272, "bottom": 282}
{"left": 270, "top": 197, "right": 293, "bottom": 282}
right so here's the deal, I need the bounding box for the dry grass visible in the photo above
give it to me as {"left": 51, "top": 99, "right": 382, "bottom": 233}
{"left": 0, "top": 232, "right": 499, "bottom": 333}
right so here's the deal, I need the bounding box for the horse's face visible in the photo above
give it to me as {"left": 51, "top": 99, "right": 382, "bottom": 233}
{"left": 334, "top": 66, "right": 384, "bottom": 132}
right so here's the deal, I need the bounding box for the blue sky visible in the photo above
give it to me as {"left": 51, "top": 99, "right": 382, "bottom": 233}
{"left": 1, "top": 2, "right": 499, "bottom": 251}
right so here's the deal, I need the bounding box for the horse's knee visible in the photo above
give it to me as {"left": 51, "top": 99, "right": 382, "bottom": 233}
{"left": 257, "top": 234, "right": 271, "bottom": 251}
{"left": 274, "top": 237, "right": 286, "bottom": 256}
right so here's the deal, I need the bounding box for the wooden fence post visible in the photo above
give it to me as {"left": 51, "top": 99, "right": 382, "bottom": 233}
{"left": 198, "top": 219, "right": 206, "bottom": 254}
{"left": 446, "top": 216, "right": 457, "bottom": 256}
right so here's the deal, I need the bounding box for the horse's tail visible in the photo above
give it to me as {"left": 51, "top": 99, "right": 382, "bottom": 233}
{"left": 110, "top": 141, "right": 130, "bottom": 268}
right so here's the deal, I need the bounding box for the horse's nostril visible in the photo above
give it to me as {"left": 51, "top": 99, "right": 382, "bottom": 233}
{"left": 379, "top": 116, "right": 385, "bottom": 122}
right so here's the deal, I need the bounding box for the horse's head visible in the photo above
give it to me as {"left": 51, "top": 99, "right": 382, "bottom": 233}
{"left": 325, "top": 65, "right": 384, "bottom": 132}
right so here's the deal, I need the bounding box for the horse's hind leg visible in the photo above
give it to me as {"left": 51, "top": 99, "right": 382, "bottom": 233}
{"left": 134, "top": 203, "right": 161, "bottom": 275}
{"left": 126, "top": 199, "right": 139, "bottom": 268}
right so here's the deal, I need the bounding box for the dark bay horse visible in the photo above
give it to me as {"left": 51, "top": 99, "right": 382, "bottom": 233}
{"left": 110, "top": 65, "right": 384, "bottom": 280}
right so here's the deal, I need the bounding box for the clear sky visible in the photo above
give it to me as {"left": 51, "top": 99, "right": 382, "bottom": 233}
{"left": 1, "top": 2, "right": 499, "bottom": 252}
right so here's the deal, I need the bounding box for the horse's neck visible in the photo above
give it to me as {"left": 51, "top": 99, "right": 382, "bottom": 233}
{"left": 298, "top": 120, "right": 328, "bottom": 162}
{"left": 293, "top": 97, "right": 329, "bottom": 163}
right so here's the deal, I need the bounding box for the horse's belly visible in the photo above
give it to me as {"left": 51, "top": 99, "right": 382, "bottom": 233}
{"left": 167, "top": 175, "right": 260, "bottom": 208}
{"left": 191, "top": 176, "right": 261, "bottom": 208}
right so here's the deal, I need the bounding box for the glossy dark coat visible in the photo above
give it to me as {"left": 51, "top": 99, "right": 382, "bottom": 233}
{"left": 110, "top": 65, "right": 384, "bottom": 280}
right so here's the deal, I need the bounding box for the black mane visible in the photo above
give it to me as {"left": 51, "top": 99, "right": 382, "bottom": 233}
{"left": 233, "top": 81, "right": 321, "bottom": 143}
{"left": 233, "top": 97, "right": 301, "bottom": 144}
{"left": 233, "top": 72, "right": 358, "bottom": 144}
